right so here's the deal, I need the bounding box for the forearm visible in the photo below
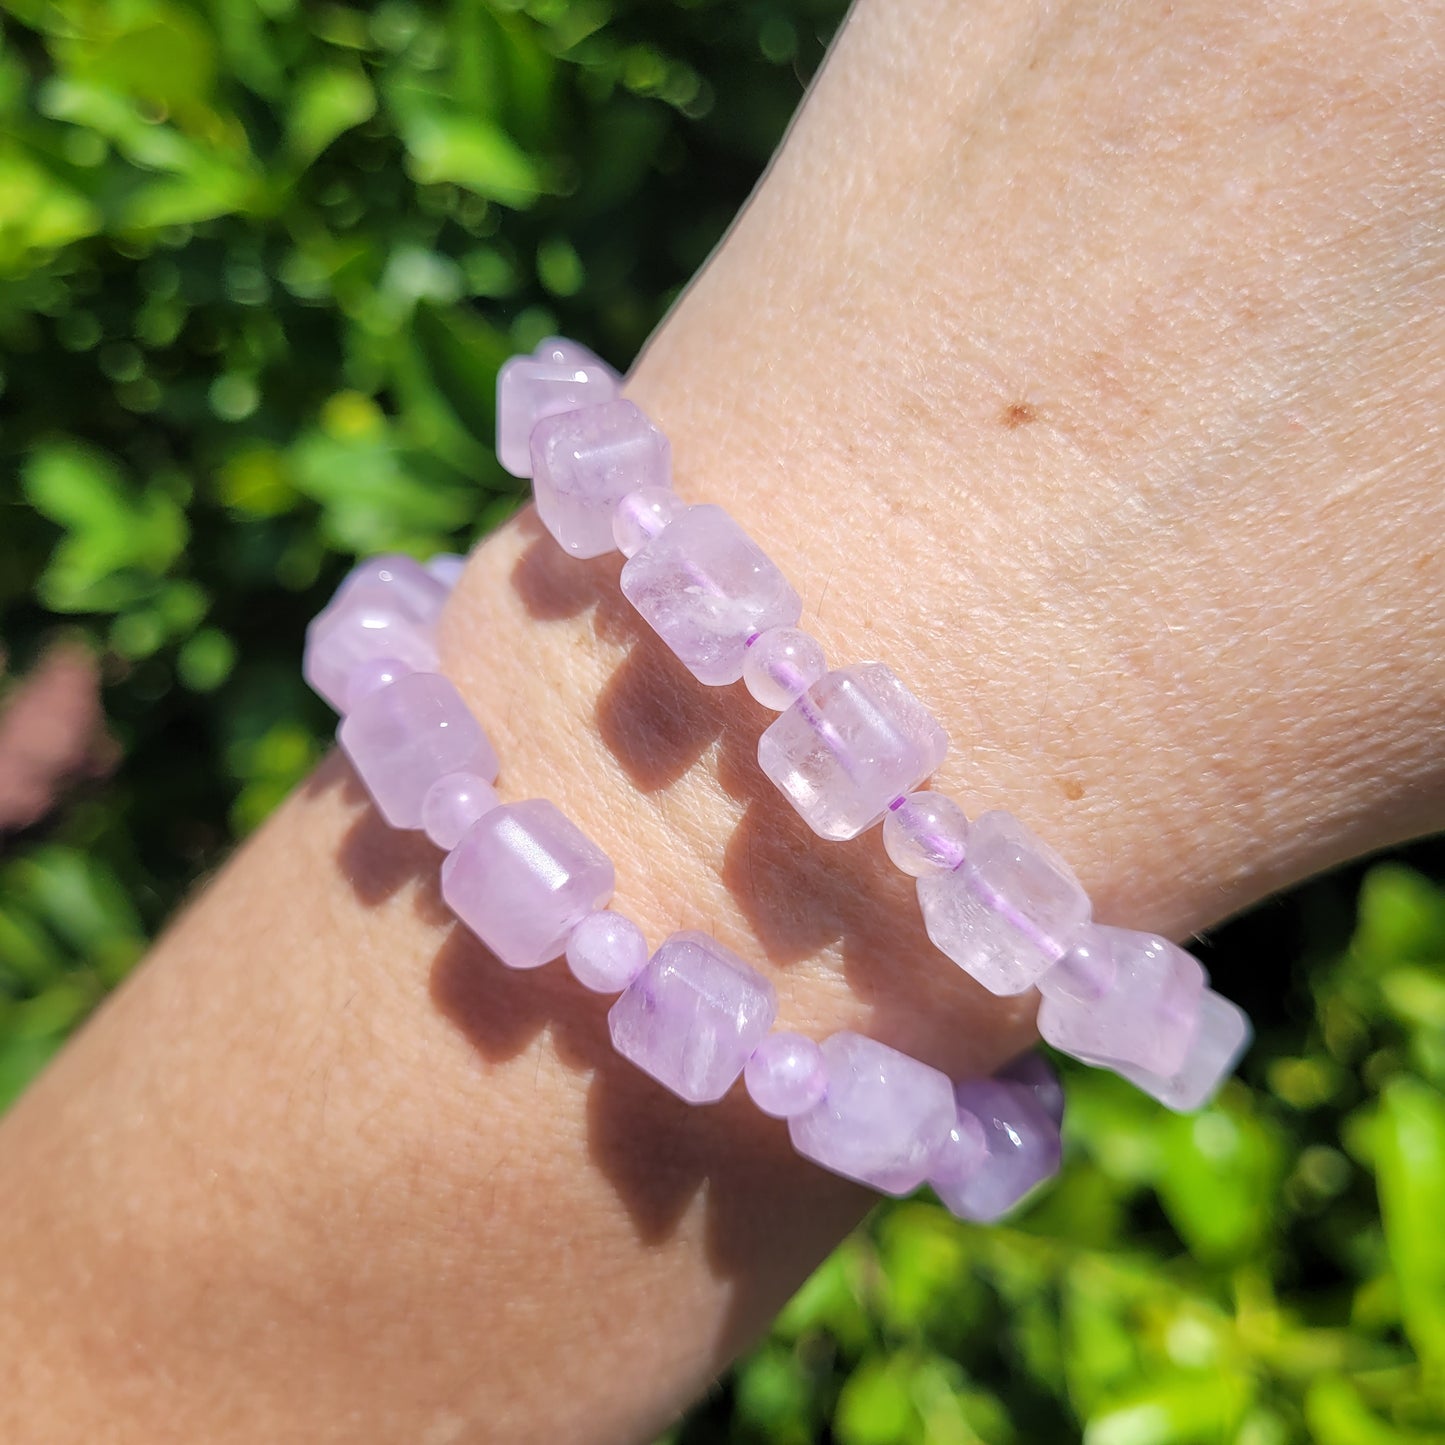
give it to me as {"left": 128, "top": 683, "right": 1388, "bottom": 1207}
{"left": 3, "top": 0, "right": 1445, "bottom": 1441}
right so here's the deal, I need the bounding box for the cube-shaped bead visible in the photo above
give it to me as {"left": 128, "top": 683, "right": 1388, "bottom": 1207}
{"left": 1038, "top": 925, "right": 1206, "bottom": 1076}
{"left": 1116, "top": 991, "right": 1251, "bottom": 1112}
{"left": 619, "top": 504, "right": 802, "bottom": 686}
{"left": 304, "top": 585, "right": 440, "bottom": 713}
{"left": 495, "top": 354, "right": 619, "bottom": 478}
{"left": 758, "top": 665, "right": 949, "bottom": 841}
{"left": 533, "top": 336, "right": 615, "bottom": 376}
{"left": 338, "top": 673, "right": 498, "bottom": 829}
{"left": 334, "top": 554, "right": 449, "bottom": 625}
{"left": 530, "top": 399, "right": 672, "bottom": 559}
{"left": 917, "top": 811, "right": 1091, "bottom": 995}
{"left": 788, "top": 1032, "right": 956, "bottom": 1195}
{"left": 930, "top": 1077, "right": 1061, "bottom": 1222}
{"left": 441, "top": 800, "right": 616, "bottom": 970}
{"left": 995, "top": 1050, "right": 1065, "bottom": 1126}
{"left": 608, "top": 931, "right": 777, "bottom": 1103}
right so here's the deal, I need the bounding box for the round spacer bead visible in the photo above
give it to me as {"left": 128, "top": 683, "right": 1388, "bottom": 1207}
{"left": 612, "top": 487, "right": 687, "bottom": 558}
{"left": 565, "top": 910, "right": 649, "bottom": 993}
{"left": 744, "top": 1031, "right": 828, "bottom": 1118}
{"left": 421, "top": 770, "right": 501, "bottom": 851}
{"left": 343, "top": 655, "right": 416, "bottom": 714}
{"left": 882, "top": 790, "right": 968, "bottom": 876}
{"left": 742, "top": 626, "right": 826, "bottom": 711}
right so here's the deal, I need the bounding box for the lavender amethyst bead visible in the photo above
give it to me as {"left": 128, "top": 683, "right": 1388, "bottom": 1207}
{"left": 931, "top": 1076, "right": 1062, "bottom": 1222}
{"left": 619, "top": 504, "right": 802, "bottom": 686}
{"left": 338, "top": 672, "right": 499, "bottom": 830}
{"left": 758, "top": 664, "right": 949, "bottom": 842}
{"left": 442, "top": 800, "right": 615, "bottom": 970}
{"left": 613, "top": 487, "right": 686, "bottom": 558}
{"left": 421, "top": 770, "right": 500, "bottom": 851}
{"left": 343, "top": 655, "right": 416, "bottom": 713}
{"left": 927, "top": 1107, "right": 989, "bottom": 1198}
{"left": 1116, "top": 990, "right": 1252, "bottom": 1112}
{"left": 917, "top": 810, "right": 1091, "bottom": 995}
{"left": 533, "top": 336, "right": 615, "bottom": 375}
{"left": 609, "top": 931, "right": 777, "bottom": 1104}
{"left": 530, "top": 399, "right": 672, "bottom": 558}
{"left": 334, "top": 554, "right": 449, "bottom": 626}
{"left": 565, "top": 910, "right": 649, "bottom": 993}
{"left": 745, "top": 1032, "right": 827, "bottom": 1118}
{"left": 1038, "top": 925, "right": 1206, "bottom": 1076}
{"left": 996, "top": 1050, "right": 1066, "bottom": 1126}
{"left": 495, "top": 353, "right": 619, "bottom": 478}
{"left": 742, "top": 627, "right": 826, "bottom": 712}
{"left": 788, "top": 1032, "right": 956, "bottom": 1196}
{"left": 882, "top": 791, "right": 968, "bottom": 877}
{"left": 426, "top": 553, "right": 467, "bottom": 589}
{"left": 304, "top": 585, "right": 439, "bottom": 713}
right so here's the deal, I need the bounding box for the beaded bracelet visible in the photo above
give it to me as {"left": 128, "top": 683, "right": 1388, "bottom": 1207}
{"left": 496, "top": 337, "right": 1252, "bottom": 1112}
{"left": 305, "top": 556, "right": 1063, "bottom": 1221}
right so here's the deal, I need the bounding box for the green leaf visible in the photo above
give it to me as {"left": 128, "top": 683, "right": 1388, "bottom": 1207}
{"left": 285, "top": 64, "right": 376, "bottom": 166}
{"left": 1375, "top": 1077, "right": 1445, "bottom": 1371}
{"left": 834, "top": 1354, "right": 920, "bottom": 1445}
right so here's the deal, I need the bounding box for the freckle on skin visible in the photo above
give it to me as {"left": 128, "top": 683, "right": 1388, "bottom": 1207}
{"left": 1002, "top": 400, "right": 1038, "bottom": 429}
{"left": 1061, "top": 778, "right": 1085, "bottom": 801}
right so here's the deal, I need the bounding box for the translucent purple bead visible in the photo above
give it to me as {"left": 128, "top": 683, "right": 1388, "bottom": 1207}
{"left": 745, "top": 1032, "right": 827, "bottom": 1118}
{"left": 1038, "top": 925, "right": 1206, "bottom": 1076}
{"left": 421, "top": 770, "right": 500, "bottom": 851}
{"left": 441, "top": 800, "right": 615, "bottom": 970}
{"left": 1116, "top": 991, "right": 1252, "bottom": 1112}
{"left": 338, "top": 672, "right": 499, "bottom": 830}
{"left": 612, "top": 487, "right": 686, "bottom": 558}
{"left": 758, "top": 664, "right": 949, "bottom": 842}
{"left": 343, "top": 655, "right": 416, "bottom": 713}
{"left": 619, "top": 504, "right": 802, "bottom": 686}
{"left": 742, "top": 627, "right": 826, "bottom": 711}
{"left": 426, "top": 553, "right": 467, "bottom": 589}
{"left": 333, "top": 554, "right": 450, "bottom": 626}
{"left": 304, "top": 578, "right": 440, "bottom": 713}
{"left": 931, "top": 1077, "right": 1062, "bottom": 1222}
{"left": 533, "top": 336, "right": 613, "bottom": 373}
{"left": 609, "top": 931, "right": 777, "bottom": 1103}
{"left": 530, "top": 399, "right": 672, "bottom": 559}
{"left": 788, "top": 1032, "right": 956, "bottom": 1196}
{"left": 917, "top": 810, "right": 1091, "bottom": 995}
{"left": 495, "top": 353, "right": 619, "bottom": 478}
{"left": 927, "top": 1107, "right": 989, "bottom": 1200}
{"left": 565, "top": 910, "right": 649, "bottom": 993}
{"left": 882, "top": 791, "right": 969, "bottom": 876}
{"left": 996, "top": 1050, "right": 1066, "bottom": 1126}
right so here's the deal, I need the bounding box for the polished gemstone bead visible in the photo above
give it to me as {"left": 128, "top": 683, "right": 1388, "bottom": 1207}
{"left": 788, "top": 1032, "right": 955, "bottom": 1195}
{"left": 304, "top": 588, "right": 439, "bottom": 713}
{"left": 442, "top": 800, "right": 615, "bottom": 970}
{"left": 565, "top": 910, "right": 649, "bottom": 993}
{"left": 758, "top": 664, "right": 949, "bottom": 841}
{"left": 334, "top": 554, "right": 450, "bottom": 625}
{"left": 533, "top": 336, "right": 616, "bottom": 377}
{"left": 926, "top": 1106, "right": 989, "bottom": 1200}
{"left": 339, "top": 673, "right": 498, "bottom": 829}
{"left": 421, "top": 770, "right": 500, "bottom": 851}
{"left": 742, "top": 627, "right": 826, "bottom": 711}
{"left": 426, "top": 553, "right": 467, "bottom": 589}
{"left": 745, "top": 1032, "right": 827, "bottom": 1118}
{"left": 619, "top": 504, "right": 802, "bottom": 686}
{"left": 609, "top": 931, "right": 777, "bottom": 1103}
{"left": 917, "top": 811, "right": 1091, "bottom": 995}
{"left": 530, "top": 399, "right": 672, "bottom": 559}
{"left": 932, "top": 1077, "right": 1061, "bottom": 1221}
{"left": 612, "top": 486, "right": 686, "bottom": 558}
{"left": 882, "top": 791, "right": 969, "bottom": 876}
{"left": 1116, "top": 991, "right": 1251, "bottom": 1112}
{"left": 343, "top": 655, "right": 415, "bottom": 713}
{"left": 1039, "top": 925, "right": 1206, "bottom": 1076}
{"left": 996, "top": 1050, "right": 1066, "bottom": 1127}
{"left": 495, "top": 354, "right": 619, "bottom": 478}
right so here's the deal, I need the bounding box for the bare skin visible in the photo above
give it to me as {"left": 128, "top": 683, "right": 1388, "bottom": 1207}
{"left": 2, "top": 1, "right": 1444, "bottom": 1440}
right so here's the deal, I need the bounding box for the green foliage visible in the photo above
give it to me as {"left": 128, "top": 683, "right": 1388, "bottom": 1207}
{"left": 1, "top": 3, "right": 1442, "bottom": 1442}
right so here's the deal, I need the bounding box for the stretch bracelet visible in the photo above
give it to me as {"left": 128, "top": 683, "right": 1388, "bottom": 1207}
{"left": 305, "top": 556, "right": 1065, "bottom": 1220}
{"left": 494, "top": 337, "right": 1252, "bottom": 1111}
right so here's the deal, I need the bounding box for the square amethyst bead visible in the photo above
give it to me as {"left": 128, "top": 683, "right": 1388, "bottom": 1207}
{"left": 917, "top": 811, "right": 1091, "bottom": 995}
{"left": 530, "top": 399, "right": 672, "bottom": 559}
{"left": 619, "top": 504, "right": 802, "bottom": 686}
{"left": 788, "top": 1032, "right": 956, "bottom": 1195}
{"left": 930, "top": 1077, "right": 1062, "bottom": 1222}
{"left": 338, "top": 672, "right": 498, "bottom": 829}
{"left": 441, "top": 800, "right": 615, "bottom": 970}
{"left": 495, "top": 354, "right": 619, "bottom": 478}
{"left": 1116, "top": 991, "right": 1252, "bottom": 1112}
{"left": 1038, "top": 924, "right": 1206, "bottom": 1076}
{"left": 757, "top": 664, "right": 948, "bottom": 841}
{"left": 608, "top": 931, "right": 777, "bottom": 1103}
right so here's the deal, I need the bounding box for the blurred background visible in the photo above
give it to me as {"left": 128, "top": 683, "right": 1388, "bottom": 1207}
{"left": 1, "top": 2, "right": 1444, "bottom": 1441}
